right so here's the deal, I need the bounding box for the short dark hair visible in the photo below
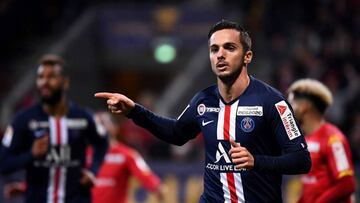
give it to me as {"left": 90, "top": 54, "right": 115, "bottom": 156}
{"left": 38, "top": 54, "right": 67, "bottom": 76}
{"left": 208, "top": 20, "right": 252, "bottom": 52}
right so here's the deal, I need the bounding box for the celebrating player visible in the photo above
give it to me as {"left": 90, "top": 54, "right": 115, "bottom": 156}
{"left": 95, "top": 20, "right": 311, "bottom": 202}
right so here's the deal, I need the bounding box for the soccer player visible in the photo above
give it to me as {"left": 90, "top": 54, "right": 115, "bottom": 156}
{"left": 0, "top": 54, "right": 108, "bottom": 203}
{"left": 91, "top": 111, "right": 164, "bottom": 203}
{"left": 95, "top": 20, "right": 311, "bottom": 202}
{"left": 287, "top": 79, "right": 355, "bottom": 203}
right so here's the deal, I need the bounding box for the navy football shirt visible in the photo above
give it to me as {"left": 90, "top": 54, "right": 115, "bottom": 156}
{"left": 0, "top": 102, "right": 108, "bottom": 203}
{"left": 127, "top": 76, "right": 311, "bottom": 203}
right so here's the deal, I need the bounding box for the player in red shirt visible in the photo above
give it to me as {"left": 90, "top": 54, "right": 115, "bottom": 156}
{"left": 91, "top": 111, "right": 164, "bottom": 203}
{"left": 288, "top": 79, "right": 355, "bottom": 203}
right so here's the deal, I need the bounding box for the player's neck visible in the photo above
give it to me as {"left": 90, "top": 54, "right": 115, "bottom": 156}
{"left": 302, "top": 113, "right": 325, "bottom": 135}
{"left": 218, "top": 69, "right": 249, "bottom": 103}
{"left": 109, "top": 137, "right": 119, "bottom": 146}
{"left": 42, "top": 97, "right": 68, "bottom": 117}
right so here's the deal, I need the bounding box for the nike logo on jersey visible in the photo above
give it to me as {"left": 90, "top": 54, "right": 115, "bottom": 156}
{"left": 202, "top": 120, "right": 214, "bottom": 126}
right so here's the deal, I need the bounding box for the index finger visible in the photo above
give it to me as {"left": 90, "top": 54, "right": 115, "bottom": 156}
{"left": 94, "top": 92, "right": 115, "bottom": 99}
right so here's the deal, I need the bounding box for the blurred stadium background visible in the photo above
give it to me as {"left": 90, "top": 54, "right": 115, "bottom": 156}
{"left": 0, "top": 0, "right": 359, "bottom": 202}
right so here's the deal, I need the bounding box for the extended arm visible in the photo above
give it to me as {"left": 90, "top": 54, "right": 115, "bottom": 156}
{"left": 127, "top": 104, "right": 198, "bottom": 146}
{"left": 95, "top": 92, "right": 200, "bottom": 146}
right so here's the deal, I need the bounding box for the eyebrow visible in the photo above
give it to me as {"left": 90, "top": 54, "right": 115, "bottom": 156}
{"left": 210, "top": 42, "right": 238, "bottom": 47}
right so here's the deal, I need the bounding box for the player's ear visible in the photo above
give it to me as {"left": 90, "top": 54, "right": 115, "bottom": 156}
{"left": 244, "top": 50, "right": 253, "bottom": 64}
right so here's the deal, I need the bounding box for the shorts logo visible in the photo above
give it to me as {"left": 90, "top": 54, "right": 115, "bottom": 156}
{"left": 197, "top": 104, "right": 206, "bottom": 115}
{"left": 275, "top": 100, "right": 301, "bottom": 140}
{"left": 241, "top": 117, "right": 255, "bottom": 132}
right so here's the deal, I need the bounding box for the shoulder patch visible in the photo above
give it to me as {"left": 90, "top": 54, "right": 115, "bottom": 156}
{"left": 2, "top": 125, "right": 14, "bottom": 147}
{"left": 328, "top": 134, "right": 341, "bottom": 144}
{"left": 331, "top": 140, "right": 350, "bottom": 172}
{"left": 275, "top": 100, "right": 301, "bottom": 140}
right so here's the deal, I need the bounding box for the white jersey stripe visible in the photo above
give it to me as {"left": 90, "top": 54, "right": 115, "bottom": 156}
{"left": 47, "top": 117, "right": 68, "bottom": 203}
{"left": 220, "top": 173, "right": 231, "bottom": 203}
{"left": 60, "top": 118, "right": 68, "bottom": 146}
{"left": 234, "top": 173, "right": 245, "bottom": 202}
{"left": 217, "top": 100, "right": 225, "bottom": 140}
{"left": 47, "top": 167, "right": 55, "bottom": 203}
{"left": 47, "top": 118, "right": 56, "bottom": 203}
{"left": 49, "top": 118, "right": 57, "bottom": 146}
{"left": 229, "top": 101, "right": 238, "bottom": 141}
{"left": 57, "top": 117, "right": 68, "bottom": 203}
{"left": 58, "top": 167, "right": 67, "bottom": 203}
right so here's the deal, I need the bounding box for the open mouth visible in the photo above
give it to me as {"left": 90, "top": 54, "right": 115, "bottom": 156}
{"left": 216, "top": 62, "right": 228, "bottom": 69}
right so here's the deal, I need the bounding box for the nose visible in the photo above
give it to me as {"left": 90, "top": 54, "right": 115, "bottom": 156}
{"left": 216, "top": 47, "right": 225, "bottom": 59}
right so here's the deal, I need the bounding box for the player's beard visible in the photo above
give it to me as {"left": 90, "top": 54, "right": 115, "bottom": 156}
{"left": 39, "top": 88, "right": 64, "bottom": 106}
{"left": 218, "top": 60, "right": 244, "bottom": 85}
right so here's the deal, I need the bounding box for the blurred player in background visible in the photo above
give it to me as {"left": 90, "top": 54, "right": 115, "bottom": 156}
{"left": 95, "top": 20, "right": 311, "bottom": 202}
{"left": 91, "top": 111, "right": 164, "bottom": 203}
{"left": 288, "top": 78, "right": 355, "bottom": 203}
{"left": 0, "top": 54, "right": 108, "bottom": 203}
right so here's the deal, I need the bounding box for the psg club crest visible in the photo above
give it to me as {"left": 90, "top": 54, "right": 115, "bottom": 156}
{"left": 197, "top": 104, "right": 206, "bottom": 115}
{"left": 241, "top": 117, "right": 255, "bottom": 132}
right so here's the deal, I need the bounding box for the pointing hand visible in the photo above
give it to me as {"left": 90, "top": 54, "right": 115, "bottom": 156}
{"left": 95, "top": 92, "right": 135, "bottom": 115}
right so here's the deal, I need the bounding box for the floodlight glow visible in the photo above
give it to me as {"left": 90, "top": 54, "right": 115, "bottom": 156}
{"left": 154, "top": 43, "right": 176, "bottom": 64}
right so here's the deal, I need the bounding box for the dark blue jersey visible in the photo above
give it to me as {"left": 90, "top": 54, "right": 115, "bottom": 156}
{"left": 0, "top": 102, "right": 108, "bottom": 203}
{"left": 127, "top": 76, "right": 311, "bottom": 203}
